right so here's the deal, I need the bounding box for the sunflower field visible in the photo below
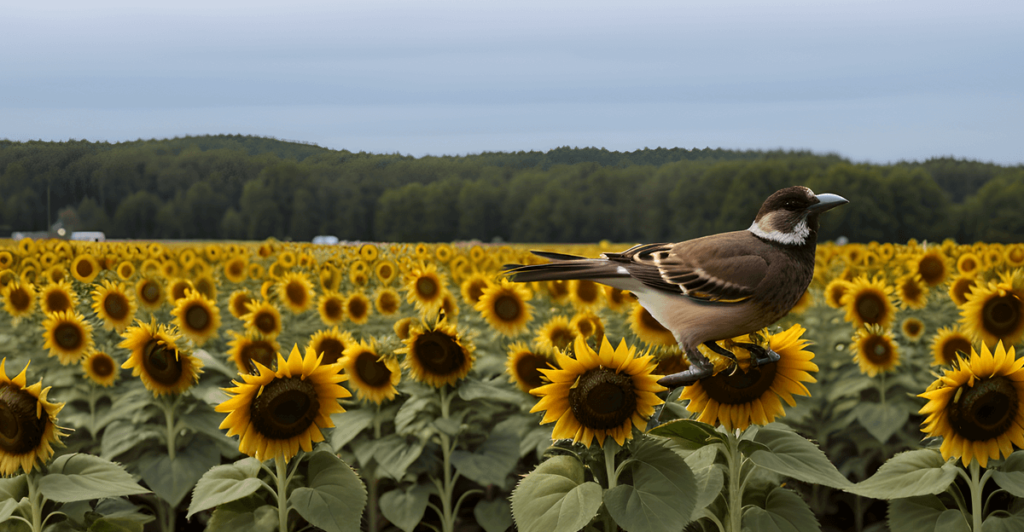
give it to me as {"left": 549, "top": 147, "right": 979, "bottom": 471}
{"left": 3, "top": 237, "right": 1024, "bottom": 532}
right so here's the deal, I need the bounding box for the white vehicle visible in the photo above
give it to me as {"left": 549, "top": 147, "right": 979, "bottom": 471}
{"left": 312, "top": 235, "right": 339, "bottom": 245}
{"left": 70, "top": 231, "right": 106, "bottom": 242}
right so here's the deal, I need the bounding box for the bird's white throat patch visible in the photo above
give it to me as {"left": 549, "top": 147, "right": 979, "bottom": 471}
{"left": 748, "top": 216, "right": 810, "bottom": 246}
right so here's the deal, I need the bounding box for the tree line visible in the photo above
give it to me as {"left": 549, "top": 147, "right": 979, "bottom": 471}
{"left": 1, "top": 135, "right": 1021, "bottom": 243}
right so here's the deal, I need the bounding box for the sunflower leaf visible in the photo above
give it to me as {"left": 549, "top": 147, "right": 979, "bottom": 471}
{"left": 329, "top": 408, "right": 377, "bottom": 451}
{"left": 0, "top": 476, "right": 27, "bottom": 501}
{"left": 747, "top": 428, "right": 853, "bottom": 489}
{"left": 379, "top": 483, "right": 432, "bottom": 532}
{"left": 983, "top": 499, "right": 1024, "bottom": 532}
{"left": 37, "top": 454, "right": 149, "bottom": 503}
{"left": 100, "top": 421, "right": 162, "bottom": 461}
{"left": 511, "top": 455, "right": 603, "bottom": 532}
{"left": 186, "top": 458, "right": 263, "bottom": 518}
{"left": 206, "top": 495, "right": 278, "bottom": 532}
{"left": 686, "top": 445, "right": 724, "bottom": 521}
{"left": 0, "top": 499, "right": 20, "bottom": 523}
{"left": 136, "top": 436, "right": 220, "bottom": 507}
{"left": 373, "top": 435, "right": 425, "bottom": 480}
{"left": 741, "top": 487, "right": 820, "bottom": 532}
{"left": 648, "top": 419, "right": 719, "bottom": 447}
{"left": 458, "top": 377, "right": 529, "bottom": 405}
{"left": 603, "top": 438, "right": 697, "bottom": 532}
{"left": 887, "top": 495, "right": 969, "bottom": 532}
{"left": 451, "top": 424, "right": 520, "bottom": 487}
{"left": 847, "top": 449, "right": 957, "bottom": 499}
{"left": 991, "top": 451, "right": 1024, "bottom": 497}
{"left": 474, "top": 498, "right": 513, "bottom": 532}
{"left": 289, "top": 451, "right": 367, "bottom": 532}
{"left": 856, "top": 401, "right": 911, "bottom": 443}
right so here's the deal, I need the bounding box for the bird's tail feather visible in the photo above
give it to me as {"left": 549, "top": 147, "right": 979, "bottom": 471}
{"left": 503, "top": 258, "right": 623, "bottom": 283}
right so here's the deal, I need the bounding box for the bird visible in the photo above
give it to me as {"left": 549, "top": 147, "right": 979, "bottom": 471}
{"left": 503, "top": 186, "right": 847, "bottom": 388}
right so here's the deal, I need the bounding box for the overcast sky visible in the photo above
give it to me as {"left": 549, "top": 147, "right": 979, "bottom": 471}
{"left": 2, "top": 0, "right": 1022, "bottom": 164}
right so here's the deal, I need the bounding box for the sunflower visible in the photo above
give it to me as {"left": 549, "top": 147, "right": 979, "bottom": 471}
{"left": 248, "top": 263, "right": 266, "bottom": 280}
{"left": 360, "top": 243, "right": 379, "bottom": 262}
{"left": 70, "top": 254, "right": 100, "bottom": 283}
{"left": 852, "top": 325, "right": 900, "bottom": 377}
{"left": 545, "top": 280, "right": 571, "bottom": 305}
{"left": 460, "top": 273, "right": 492, "bottom": 306}
{"left": 2, "top": 281, "right": 36, "bottom": 320}
{"left": 316, "top": 291, "right": 346, "bottom": 326}
{"left": 0, "top": 359, "right": 65, "bottom": 477}
{"left": 654, "top": 350, "right": 689, "bottom": 377}
{"left": 901, "top": 317, "right": 926, "bottom": 343}
{"left": 534, "top": 316, "right": 580, "bottom": 356}
{"left": 948, "top": 275, "right": 977, "bottom": 307}
{"left": 168, "top": 279, "right": 194, "bottom": 303}
{"left": 895, "top": 274, "right": 929, "bottom": 310}
{"left": 530, "top": 335, "right": 664, "bottom": 447}
{"left": 346, "top": 291, "right": 371, "bottom": 325}
{"left": 569, "top": 280, "right": 603, "bottom": 311}
{"left": 243, "top": 300, "right": 282, "bottom": 339}
{"left": 823, "top": 279, "right": 851, "bottom": 309}
{"left": 192, "top": 274, "right": 217, "bottom": 301}
{"left": 319, "top": 266, "right": 340, "bottom": 292}
{"left": 374, "top": 288, "right": 401, "bottom": 316}
{"left": 82, "top": 351, "right": 118, "bottom": 387}
{"left": 931, "top": 326, "right": 974, "bottom": 366}
{"left": 116, "top": 260, "right": 136, "bottom": 281}
{"left": 629, "top": 305, "right": 677, "bottom": 348}
{"left": 216, "top": 344, "right": 349, "bottom": 462}
{"left": 223, "top": 257, "right": 248, "bottom": 284}
{"left": 137, "top": 280, "right": 163, "bottom": 315}
{"left": 227, "top": 332, "right": 281, "bottom": 374}
{"left": 161, "top": 260, "right": 180, "bottom": 279}
{"left": 679, "top": 325, "right": 817, "bottom": 431}
{"left": 228, "top": 289, "right": 253, "bottom": 320}
{"left": 960, "top": 270, "right": 1024, "bottom": 348}
{"left": 435, "top": 244, "right": 453, "bottom": 263}
{"left": 911, "top": 249, "right": 951, "bottom": 287}
{"left": 39, "top": 280, "right": 78, "bottom": 316}
{"left": 475, "top": 280, "right": 532, "bottom": 337}
{"left": 919, "top": 342, "right": 1024, "bottom": 468}
{"left": 171, "top": 289, "right": 222, "bottom": 346}
{"left": 375, "top": 260, "right": 397, "bottom": 286}
{"left": 957, "top": 253, "right": 982, "bottom": 276}
{"left": 790, "top": 289, "right": 814, "bottom": 315}
{"left": 1007, "top": 245, "right": 1024, "bottom": 269}
{"left": 394, "top": 317, "right": 413, "bottom": 341}
{"left": 44, "top": 266, "right": 66, "bottom": 285}
{"left": 91, "top": 280, "right": 137, "bottom": 333}
{"left": 308, "top": 328, "right": 356, "bottom": 366}
{"left": 604, "top": 285, "right": 630, "bottom": 313}
{"left": 571, "top": 312, "right": 605, "bottom": 341}
{"left": 41, "top": 310, "right": 94, "bottom": 365}
{"left": 341, "top": 340, "right": 401, "bottom": 404}
{"left": 277, "top": 272, "right": 315, "bottom": 314}
{"left": 404, "top": 264, "right": 448, "bottom": 314}
{"left": 0, "top": 251, "right": 13, "bottom": 269}
{"left": 841, "top": 276, "right": 897, "bottom": 330}
{"left": 505, "top": 343, "right": 554, "bottom": 393}
{"left": 119, "top": 320, "right": 203, "bottom": 396}
{"left": 398, "top": 319, "right": 475, "bottom": 388}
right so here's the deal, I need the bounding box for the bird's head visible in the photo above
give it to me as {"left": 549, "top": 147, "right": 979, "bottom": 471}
{"left": 748, "top": 186, "right": 848, "bottom": 246}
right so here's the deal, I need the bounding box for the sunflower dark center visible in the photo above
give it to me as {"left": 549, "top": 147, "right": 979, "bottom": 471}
{"left": 608, "top": 288, "right": 625, "bottom": 305}
{"left": 655, "top": 355, "right": 689, "bottom": 377}
{"left": 962, "top": 258, "right": 977, "bottom": 272}
{"left": 355, "top": 352, "right": 391, "bottom": 387}
{"left": 515, "top": 353, "right": 548, "bottom": 390}
{"left": 941, "top": 338, "right": 972, "bottom": 365}
{"left": 417, "top": 277, "right": 437, "bottom": 298}
{"left": 494, "top": 295, "right": 520, "bottom": 321}
{"left": 255, "top": 312, "right": 276, "bottom": 334}
{"left": 568, "top": 367, "right": 636, "bottom": 430}
{"left": 548, "top": 280, "right": 568, "bottom": 298}
{"left": 54, "top": 323, "right": 83, "bottom": 350}
{"left": 286, "top": 282, "right": 306, "bottom": 305}
{"left": 171, "top": 283, "right": 189, "bottom": 301}
{"left": 348, "top": 297, "right": 367, "bottom": 318}
{"left": 104, "top": 294, "right": 129, "bottom": 320}
{"left": 232, "top": 296, "right": 251, "bottom": 317}
{"left": 467, "top": 281, "right": 487, "bottom": 303}
{"left": 379, "top": 264, "right": 393, "bottom": 279}
{"left": 142, "top": 282, "right": 161, "bottom": 303}
{"left": 229, "top": 262, "right": 244, "bottom": 276}
{"left": 414, "top": 332, "right": 465, "bottom": 375}
{"left": 952, "top": 279, "right": 975, "bottom": 304}
{"left": 0, "top": 383, "right": 47, "bottom": 454}
{"left": 316, "top": 338, "right": 345, "bottom": 365}
{"left": 904, "top": 320, "right": 922, "bottom": 337}
{"left": 575, "top": 281, "right": 599, "bottom": 303}
{"left": 196, "top": 279, "right": 215, "bottom": 299}
{"left": 983, "top": 295, "right": 1022, "bottom": 336}
{"left": 856, "top": 294, "right": 884, "bottom": 323}
{"left": 324, "top": 298, "right": 343, "bottom": 318}
{"left": 10, "top": 288, "right": 30, "bottom": 310}
{"left": 919, "top": 257, "right": 945, "bottom": 285}
{"left": 549, "top": 328, "right": 575, "bottom": 351}
{"left": 902, "top": 280, "right": 922, "bottom": 303}
{"left": 186, "top": 305, "right": 210, "bottom": 331}
{"left": 143, "top": 339, "right": 183, "bottom": 385}
{"left": 241, "top": 341, "right": 276, "bottom": 371}
{"left": 250, "top": 377, "right": 320, "bottom": 439}
{"left": 700, "top": 362, "right": 779, "bottom": 405}
{"left": 948, "top": 376, "right": 1019, "bottom": 441}
{"left": 378, "top": 292, "right": 398, "bottom": 314}
{"left": 76, "top": 260, "right": 93, "bottom": 278}
{"left": 577, "top": 318, "right": 594, "bottom": 337}
{"left": 46, "top": 291, "right": 71, "bottom": 313}
{"left": 91, "top": 354, "right": 115, "bottom": 377}
{"left": 862, "top": 336, "right": 893, "bottom": 364}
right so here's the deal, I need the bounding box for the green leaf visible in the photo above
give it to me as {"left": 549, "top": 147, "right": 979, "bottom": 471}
{"left": 289, "top": 451, "right": 367, "bottom": 532}
{"left": 187, "top": 457, "right": 264, "bottom": 518}
{"left": 888, "top": 496, "right": 969, "bottom": 532}
{"left": 747, "top": 429, "right": 852, "bottom": 489}
{"left": 856, "top": 402, "right": 910, "bottom": 443}
{"left": 825, "top": 375, "right": 874, "bottom": 402}
{"left": 100, "top": 421, "right": 161, "bottom": 461}
{"left": 137, "top": 436, "right": 220, "bottom": 506}
{"left": 329, "top": 409, "right": 377, "bottom": 451}
{"left": 984, "top": 500, "right": 1024, "bottom": 532}
{"left": 451, "top": 424, "right": 520, "bottom": 486}
{"left": 374, "top": 435, "right": 425, "bottom": 480}
{"left": 379, "top": 483, "right": 432, "bottom": 532}
{"left": 648, "top": 419, "right": 719, "bottom": 446}
{"left": 38, "top": 454, "right": 149, "bottom": 502}
{"left": 474, "top": 498, "right": 513, "bottom": 532}
{"left": 394, "top": 396, "right": 435, "bottom": 434}
{"left": 992, "top": 451, "right": 1024, "bottom": 497}
{"left": 603, "top": 439, "right": 697, "bottom": 532}
{"left": 741, "top": 487, "right": 820, "bottom": 532}
{"left": 521, "top": 425, "right": 553, "bottom": 458}
{"left": 458, "top": 377, "right": 528, "bottom": 405}
{"left": 686, "top": 446, "right": 724, "bottom": 521}
{"left": 206, "top": 496, "right": 278, "bottom": 532}
{"left": 511, "top": 455, "right": 603, "bottom": 532}
{"left": 180, "top": 401, "right": 238, "bottom": 448}
{"left": 0, "top": 476, "right": 27, "bottom": 500}
{"left": 848, "top": 449, "right": 958, "bottom": 499}
{"left": 0, "top": 499, "right": 19, "bottom": 523}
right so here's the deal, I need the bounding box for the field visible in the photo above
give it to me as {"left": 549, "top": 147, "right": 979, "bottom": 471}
{"left": 2, "top": 237, "right": 1024, "bottom": 532}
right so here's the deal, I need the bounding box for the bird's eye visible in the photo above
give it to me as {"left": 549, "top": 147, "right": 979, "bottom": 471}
{"left": 783, "top": 201, "right": 800, "bottom": 211}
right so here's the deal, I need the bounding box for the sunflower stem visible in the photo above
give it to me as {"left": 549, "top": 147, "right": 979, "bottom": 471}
{"left": 26, "top": 470, "right": 44, "bottom": 532}
{"left": 434, "top": 386, "right": 456, "bottom": 532}
{"left": 969, "top": 459, "right": 983, "bottom": 531}
{"left": 161, "top": 395, "right": 177, "bottom": 460}
{"left": 726, "top": 429, "right": 744, "bottom": 532}
{"left": 275, "top": 456, "right": 290, "bottom": 532}
{"left": 367, "top": 404, "right": 382, "bottom": 532}
{"left": 604, "top": 442, "right": 618, "bottom": 490}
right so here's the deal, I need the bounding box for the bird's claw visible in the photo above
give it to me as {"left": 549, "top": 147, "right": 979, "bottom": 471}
{"left": 735, "top": 342, "right": 780, "bottom": 368}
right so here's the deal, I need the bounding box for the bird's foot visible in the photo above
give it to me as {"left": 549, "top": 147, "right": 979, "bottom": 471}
{"left": 735, "top": 342, "right": 781, "bottom": 367}
{"left": 657, "top": 348, "right": 715, "bottom": 388}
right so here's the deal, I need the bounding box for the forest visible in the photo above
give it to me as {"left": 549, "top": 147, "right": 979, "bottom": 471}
{"left": 1, "top": 134, "right": 1022, "bottom": 243}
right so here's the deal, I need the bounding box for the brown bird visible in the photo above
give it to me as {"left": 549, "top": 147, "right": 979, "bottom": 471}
{"left": 503, "top": 186, "right": 847, "bottom": 388}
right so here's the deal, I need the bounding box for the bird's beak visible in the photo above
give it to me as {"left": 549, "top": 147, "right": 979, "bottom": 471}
{"left": 808, "top": 193, "right": 848, "bottom": 213}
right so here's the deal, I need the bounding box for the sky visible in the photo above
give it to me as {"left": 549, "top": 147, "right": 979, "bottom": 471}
{"left": 2, "top": 0, "right": 1022, "bottom": 164}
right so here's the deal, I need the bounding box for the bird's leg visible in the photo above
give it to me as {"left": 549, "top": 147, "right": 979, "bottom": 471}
{"left": 734, "top": 342, "right": 781, "bottom": 367}
{"left": 702, "top": 341, "right": 738, "bottom": 363}
{"left": 656, "top": 347, "right": 714, "bottom": 388}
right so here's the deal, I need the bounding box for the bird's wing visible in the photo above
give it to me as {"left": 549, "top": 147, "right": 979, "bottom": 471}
{"left": 607, "top": 234, "right": 768, "bottom": 302}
